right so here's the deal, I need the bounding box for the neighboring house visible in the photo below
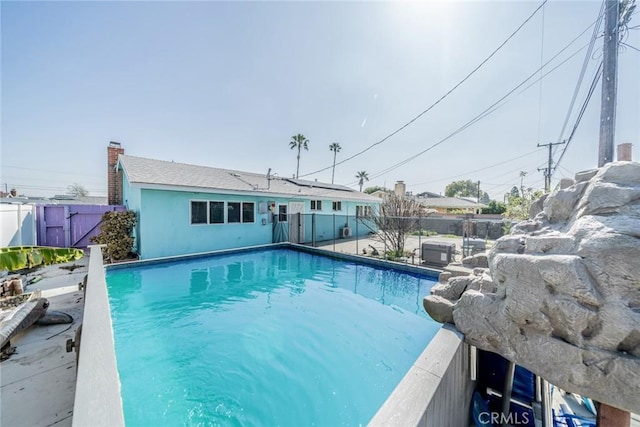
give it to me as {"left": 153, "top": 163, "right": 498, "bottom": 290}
{"left": 415, "top": 196, "right": 486, "bottom": 214}
{"left": 375, "top": 181, "right": 486, "bottom": 214}
{"left": 50, "top": 195, "right": 109, "bottom": 205}
{"left": 109, "top": 145, "right": 380, "bottom": 260}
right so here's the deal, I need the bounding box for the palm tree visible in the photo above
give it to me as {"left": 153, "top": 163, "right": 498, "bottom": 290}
{"left": 289, "top": 134, "right": 309, "bottom": 179}
{"left": 355, "top": 171, "right": 369, "bottom": 192}
{"left": 519, "top": 171, "right": 527, "bottom": 197}
{"left": 329, "top": 142, "right": 341, "bottom": 184}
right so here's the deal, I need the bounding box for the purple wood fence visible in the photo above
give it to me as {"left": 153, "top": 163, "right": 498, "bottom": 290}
{"left": 36, "top": 205, "right": 126, "bottom": 248}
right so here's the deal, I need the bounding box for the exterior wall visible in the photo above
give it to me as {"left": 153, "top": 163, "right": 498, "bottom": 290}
{"left": 138, "top": 189, "right": 288, "bottom": 259}
{"left": 133, "top": 188, "right": 379, "bottom": 259}
{"left": 122, "top": 179, "right": 142, "bottom": 253}
{"left": 419, "top": 217, "right": 505, "bottom": 240}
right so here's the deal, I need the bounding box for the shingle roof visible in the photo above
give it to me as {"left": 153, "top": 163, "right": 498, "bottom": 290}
{"left": 119, "top": 155, "right": 379, "bottom": 203}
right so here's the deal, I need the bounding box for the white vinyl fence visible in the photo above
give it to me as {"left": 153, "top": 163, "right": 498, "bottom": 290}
{"left": 0, "top": 204, "right": 37, "bottom": 247}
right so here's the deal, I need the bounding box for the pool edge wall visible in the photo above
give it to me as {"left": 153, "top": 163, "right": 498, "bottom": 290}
{"left": 369, "top": 324, "right": 475, "bottom": 426}
{"left": 72, "top": 245, "right": 125, "bottom": 427}
{"left": 75, "top": 243, "right": 472, "bottom": 426}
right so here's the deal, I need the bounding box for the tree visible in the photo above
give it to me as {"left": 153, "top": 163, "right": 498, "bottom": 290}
{"left": 365, "top": 194, "right": 422, "bottom": 255}
{"left": 444, "top": 179, "right": 489, "bottom": 202}
{"left": 519, "top": 171, "right": 527, "bottom": 196}
{"left": 483, "top": 200, "right": 507, "bottom": 215}
{"left": 329, "top": 142, "right": 341, "bottom": 184}
{"left": 509, "top": 186, "right": 520, "bottom": 198}
{"left": 355, "top": 171, "right": 369, "bottom": 192}
{"left": 67, "top": 183, "right": 89, "bottom": 197}
{"left": 444, "top": 180, "right": 478, "bottom": 198}
{"left": 364, "top": 186, "right": 388, "bottom": 194}
{"left": 504, "top": 188, "right": 544, "bottom": 220}
{"left": 289, "top": 134, "right": 309, "bottom": 179}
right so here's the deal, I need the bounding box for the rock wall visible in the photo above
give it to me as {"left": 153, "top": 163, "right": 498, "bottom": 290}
{"left": 423, "top": 162, "right": 640, "bottom": 413}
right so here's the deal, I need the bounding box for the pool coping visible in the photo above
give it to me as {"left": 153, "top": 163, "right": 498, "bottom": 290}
{"left": 75, "top": 243, "right": 465, "bottom": 426}
{"left": 72, "top": 245, "right": 125, "bottom": 427}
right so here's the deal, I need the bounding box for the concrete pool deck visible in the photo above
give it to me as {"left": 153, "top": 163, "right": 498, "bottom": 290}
{"left": 0, "top": 256, "right": 88, "bottom": 427}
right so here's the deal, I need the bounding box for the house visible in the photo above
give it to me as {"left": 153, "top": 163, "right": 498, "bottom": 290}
{"left": 415, "top": 196, "right": 486, "bottom": 214}
{"left": 376, "top": 181, "right": 486, "bottom": 214}
{"left": 108, "top": 144, "right": 380, "bottom": 260}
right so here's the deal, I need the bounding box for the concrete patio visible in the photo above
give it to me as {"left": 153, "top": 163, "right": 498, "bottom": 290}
{"left": 0, "top": 257, "right": 87, "bottom": 427}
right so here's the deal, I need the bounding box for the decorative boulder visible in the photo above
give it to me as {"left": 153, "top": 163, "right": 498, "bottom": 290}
{"left": 427, "top": 161, "right": 640, "bottom": 413}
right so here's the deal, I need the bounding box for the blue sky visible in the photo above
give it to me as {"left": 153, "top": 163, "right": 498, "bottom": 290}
{"left": 2, "top": 1, "right": 639, "bottom": 199}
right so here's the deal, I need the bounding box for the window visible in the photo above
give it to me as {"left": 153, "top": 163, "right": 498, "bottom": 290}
{"left": 209, "top": 201, "right": 224, "bottom": 224}
{"left": 228, "top": 202, "right": 241, "bottom": 223}
{"left": 191, "top": 200, "right": 257, "bottom": 225}
{"left": 278, "top": 205, "right": 288, "bottom": 222}
{"left": 191, "top": 201, "right": 208, "bottom": 224}
{"left": 332, "top": 201, "right": 342, "bottom": 211}
{"left": 242, "top": 202, "right": 255, "bottom": 223}
{"left": 310, "top": 200, "right": 322, "bottom": 211}
{"left": 356, "top": 205, "right": 373, "bottom": 217}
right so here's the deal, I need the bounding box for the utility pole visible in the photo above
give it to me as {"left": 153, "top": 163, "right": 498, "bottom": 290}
{"left": 538, "top": 141, "right": 566, "bottom": 193}
{"left": 477, "top": 180, "right": 481, "bottom": 202}
{"left": 598, "top": 0, "right": 620, "bottom": 167}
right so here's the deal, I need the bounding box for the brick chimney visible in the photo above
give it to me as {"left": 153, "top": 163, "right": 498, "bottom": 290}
{"left": 107, "top": 141, "right": 125, "bottom": 205}
{"left": 394, "top": 180, "right": 406, "bottom": 197}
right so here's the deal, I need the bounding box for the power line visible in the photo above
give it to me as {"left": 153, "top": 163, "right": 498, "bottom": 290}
{"left": 554, "top": 0, "right": 606, "bottom": 157}
{"left": 359, "top": 41, "right": 592, "bottom": 184}
{"left": 331, "top": 14, "right": 604, "bottom": 190}
{"left": 298, "top": 0, "right": 549, "bottom": 178}
{"left": 552, "top": 61, "right": 604, "bottom": 175}
{"left": 406, "top": 149, "right": 540, "bottom": 187}
{"left": 621, "top": 42, "right": 640, "bottom": 51}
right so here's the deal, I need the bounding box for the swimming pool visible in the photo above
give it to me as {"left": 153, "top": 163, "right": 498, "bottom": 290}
{"left": 107, "top": 248, "right": 440, "bottom": 426}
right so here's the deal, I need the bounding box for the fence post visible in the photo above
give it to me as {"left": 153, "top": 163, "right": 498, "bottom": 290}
{"left": 311, "top": 213, "right": 316, "bottom": 247}
{"left": 418, "top": 214, "right": 422, "bottom": 265}
{"left": 333, "top": 214, "right": 336, "bottom": 252}
{"left": 355, "top": 209, "right": 359, "bottom": 255}
{"left": 383, "top": 211, "right": 387, "bottom": 261}
{"left": 64, "top": 205, "right": 71, "bottom": 247}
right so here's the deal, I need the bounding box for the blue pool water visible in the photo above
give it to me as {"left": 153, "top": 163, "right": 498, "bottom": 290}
{"left": 107, "top": 248, "right": 440, "bottom": 426}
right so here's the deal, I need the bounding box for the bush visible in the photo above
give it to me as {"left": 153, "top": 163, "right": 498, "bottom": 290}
{"left": 90, "top": 211, "right": 137, "bottom": 262}
{"left": 384, "top": 249, "right": 414, "bottom": 261}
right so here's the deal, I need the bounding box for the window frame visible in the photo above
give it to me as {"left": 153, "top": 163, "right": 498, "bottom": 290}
{"left": 227, "top": 201, "right": 242, "bottom": 224}
{"left": 332, "top": 201, "right": 342, "bottom": 211}
{"left": 209, "top": 201, "right": 225, "bottom": 224}
{"left": 310, "top": 200, "right": 323, "bottom": 211}
{"left": 356, "top": 205, "right": 373, "bottom": 218}
{"left": 278, "top": 205, "right": 288, "bottom": 222}
{"left": 242, "top": 202, "right": 255, "bottom": 223}
{"left": 190, "top": 200, "right": 209, "bottom": 225}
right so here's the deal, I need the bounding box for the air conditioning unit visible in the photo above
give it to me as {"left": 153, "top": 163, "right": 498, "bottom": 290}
{"left": 340, "top": 227, "right": 352, "bottom": 238}
{"left": 421, "top": 242, "right": 455, "bottom": 267}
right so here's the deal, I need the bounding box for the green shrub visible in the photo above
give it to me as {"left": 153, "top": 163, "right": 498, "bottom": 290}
{"left": 384, "top": 249, "right": 414, "bottom": 261}
{"left": 90, "top": 211, "right": 137, "bottom": 262}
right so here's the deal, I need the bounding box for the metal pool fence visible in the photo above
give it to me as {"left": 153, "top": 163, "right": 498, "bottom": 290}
{"left": 278, "top": 213, "right": 502, "bottom": 266}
